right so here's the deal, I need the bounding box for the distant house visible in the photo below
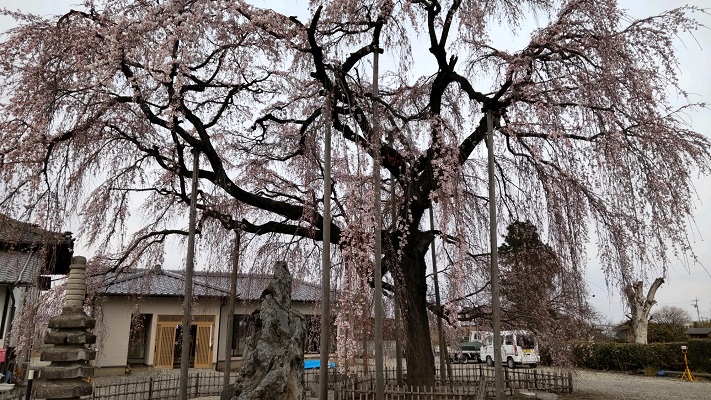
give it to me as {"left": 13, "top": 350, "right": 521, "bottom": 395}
{"left": 613, "top": 322, "right": 634, "bottom": 343}
{"left": 0, "top": 214, "right": 73, "bottom": 353}
{"left": 93, "top": 266, "right": 327, "bottom": 375}
{"left": 684, "top": 327, "right": 711, "bottom": 339}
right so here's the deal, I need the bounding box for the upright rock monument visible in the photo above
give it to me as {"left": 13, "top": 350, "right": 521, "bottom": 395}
{"left": 35, "top": 256, "right": 96, "bottom": 400}
{"left": 222, "top": 261, "right": 306, "bottom": 400}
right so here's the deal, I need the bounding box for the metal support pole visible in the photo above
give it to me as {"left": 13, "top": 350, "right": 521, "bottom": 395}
{"left": 179, "top": 148, "right": 200, "bottom": 400}
{"left": 387, "top": 118, "right": 403, "bottom": 386}
{"left": 24, "top": 369, "right": 33, "bottom": 400}
{"left": 223, "top": 230, "right": 240, "bottom": 392}
{"left": 394, "top": 287, "right": 403, "bottom": 385}
{"left": 319, "top": 93, "right": 333, "bottom": 400}
{"left": 372, "top": 47, "right": 385, "bottom": 400}
{"left": 429, "top": 207, "right": 448, "bottom": 380}
{"left": 391, "top": 153, "right": 403, "bottom": 386}
{"left": 487, "top": 110, "right": 504, "bottom": 400}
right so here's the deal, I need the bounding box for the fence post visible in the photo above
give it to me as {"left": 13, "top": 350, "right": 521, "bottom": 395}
{"left": 147, "top": 377, "right": 153, "bottom": 400}
{"left": 568, "top": 371, "right": 573, "bottom": 393}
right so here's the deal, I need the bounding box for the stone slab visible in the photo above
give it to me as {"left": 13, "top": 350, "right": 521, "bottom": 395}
{"left": 40, "top": 365, "right": 94, "bottom": 380}
{"left": 41, "top": 348, "right": 96, "bottom": 362}
{"left": 44, "top": 330, "right": 96, "bottom": 345}
{"left": 47, "top": 312, "right": 96, "bottom": 329}
{"left": 33, "top": 379, "right": 92, "bottom": 399}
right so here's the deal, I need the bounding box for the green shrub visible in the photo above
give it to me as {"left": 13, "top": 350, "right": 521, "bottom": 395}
{"left": 687, "top": 339, "right": 711, "bottom": 373}
{"left": 648, "top": 323, "right": 687, "bottom": 343}
{"left": 572, "top": 342, "right": 688, "bottom": 371}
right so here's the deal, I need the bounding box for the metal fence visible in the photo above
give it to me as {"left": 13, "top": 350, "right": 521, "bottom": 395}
{"left": 334, "top": 381, "right": 488, "bottom": 400}
{"left": 91, "top": 371, "right": 239, "bottom": 400}
{"left": 331, "top": 366, "right": 572, "bottom": 399}
{"left": 90, "top": 369, "right": 325, "bottom": 400}
{"left": 434, "top": 365, "right": 574, "bottom": 393}
{"left": 5, "top": 365, "right": 570, "bottom": 400}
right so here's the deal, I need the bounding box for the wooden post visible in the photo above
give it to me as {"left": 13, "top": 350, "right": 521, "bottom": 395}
{"left": 429, "top": 205, "right": 449, "bottom": 383}
{"left": 486, "top": 110, "right": 504, "bottom": 400}
{"left": 179, "top": 149, "right": 200, "bottom": 400}
{"left": 389, "top": 131, "right": 403, "bottom": 387}
{"left": 223, "top": 230, "right": 240, "bottom": 393}
{"left": 371, "top": 43, "right": 384, "bottom": 400}
{"left": 319, "top": 92, "right": 333, "bottom": 400}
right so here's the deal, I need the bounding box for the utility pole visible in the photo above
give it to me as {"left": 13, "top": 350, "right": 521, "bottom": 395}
{"left": 389, "top": 134, "right": 403, "bottom": 386}
{"left": 430, "top": 206, "right": 449, "bottom": 381}
{"left": 372, "top": 44, "right": 385, "bottom": 400}
{"left": 179, "top": 148, "right": 200, "bottom": 400}
{"left": 486, "top": 110, "right": 504, "bottom": 400}
{"left": 692, "top": 298, "right": 701, "bottom": 323}
{"left": 319, "top": 93, "right": 333, "bottom": 400}
{"left": 223, "top": 229, "right": 241, "bottom": 393}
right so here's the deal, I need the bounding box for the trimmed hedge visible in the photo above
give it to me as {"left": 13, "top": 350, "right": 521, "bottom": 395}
{"left": 572, "top": 340, "right": 711, "bottom": 372}
{"left": 689, "top": 339, "right": 711, "bottom": 373}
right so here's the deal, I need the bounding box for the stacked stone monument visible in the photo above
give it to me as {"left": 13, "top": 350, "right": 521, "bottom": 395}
{"left": 35, "top": 256, "right": 96, "bottom": 400}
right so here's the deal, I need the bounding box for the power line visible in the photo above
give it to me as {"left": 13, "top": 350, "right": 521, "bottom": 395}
{"left": 658, "top": 299, "right": 700, "bottom": 305}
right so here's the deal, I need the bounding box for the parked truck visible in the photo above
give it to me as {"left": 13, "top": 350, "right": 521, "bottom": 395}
{"left": 447, "top": 330, "right": 485, "bottom": 364}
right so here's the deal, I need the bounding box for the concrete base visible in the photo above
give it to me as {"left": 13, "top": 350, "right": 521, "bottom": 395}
{"left": 514, "top": 390, "right": 559, "bottom": 400}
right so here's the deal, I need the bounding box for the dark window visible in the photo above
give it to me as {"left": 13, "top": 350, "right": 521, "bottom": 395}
{"left": 517, "top": 334, "right": 536, "bottom": 349}
{"left": 231, "top": 314, "right": 254, "bottom": 356}
{"left": 504, "top": 334, "right": 514, "bottom": 345}
{"left": 128, "top": 314, "right": 151, "bottom": 361}
{"left": 303, "top": 315, "right": 336, "bottom": 354}
{"left": 304, "top": 316, "right": 321, "bottom": 354}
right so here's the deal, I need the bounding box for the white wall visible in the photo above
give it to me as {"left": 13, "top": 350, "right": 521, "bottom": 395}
{"left": 96, "top": 296, "right": 222, "bottom": 368}
{"left": 96, "top": 296, "right": 322, "bottom": 371}
{"left": 96, "top": 298, "right": 132, "bottom": 368}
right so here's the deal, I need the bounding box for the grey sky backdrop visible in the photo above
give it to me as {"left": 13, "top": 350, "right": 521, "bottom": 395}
{"left": 1, "top": 0, "right": 709, "bottom": 324}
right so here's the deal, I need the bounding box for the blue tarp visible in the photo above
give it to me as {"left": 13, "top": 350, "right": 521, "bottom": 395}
{"left": 304, "top": 360, "right": 335, "bottom": 369}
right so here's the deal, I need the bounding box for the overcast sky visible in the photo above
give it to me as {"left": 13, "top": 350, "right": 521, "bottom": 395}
{"left": 1, "top": 0, "right": 709, "bottom": 324}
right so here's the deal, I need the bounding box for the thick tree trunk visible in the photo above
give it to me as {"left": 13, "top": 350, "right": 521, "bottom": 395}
{"left": 398, "top": 241, "right": 436, "bottom": 387}
{"left": 630, "top": 312, "right": 649, "bottom": 344}
{"left": 623, "top": 278, "right": 664, "bottom": 344}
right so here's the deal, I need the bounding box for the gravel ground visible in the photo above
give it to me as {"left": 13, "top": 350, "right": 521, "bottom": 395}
{"left": 557, "top": 369, "right": 711, "bottom": 400}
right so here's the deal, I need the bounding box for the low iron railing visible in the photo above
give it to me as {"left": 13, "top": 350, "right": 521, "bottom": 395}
{"left": 82, "top": 365, "right": 571, "bottom": 400}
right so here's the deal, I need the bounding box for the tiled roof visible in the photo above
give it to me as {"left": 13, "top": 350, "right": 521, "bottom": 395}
{"left": 0, "top": 213, "right": 74, "bottom": 280}
{"left": 0, "top": 250, "right": 43, "bottom": 285}
{"left": 194, "top": 271, "right": 321, "bottom": 302}
{"left": 0, "top": 213, "right": 71, "bottom": 247}
{"left": 100, "top": 269, "right": 230, "bottom": 297}
{"left": 99, "top": 269, "right": 322, "bottom": 302}
{"left": 685, "top": 327, "right": 711, "bottom": 335}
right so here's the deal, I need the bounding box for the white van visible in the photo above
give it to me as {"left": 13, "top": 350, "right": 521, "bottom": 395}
{"left": 479, "top": 330, "right": 539, "bottom": 368}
